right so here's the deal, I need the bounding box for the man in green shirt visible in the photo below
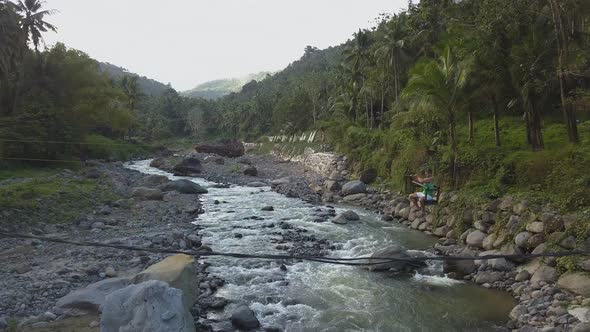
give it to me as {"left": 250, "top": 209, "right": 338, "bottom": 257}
{"left": 409, "top": 170, "right": 436, "bottom": 210}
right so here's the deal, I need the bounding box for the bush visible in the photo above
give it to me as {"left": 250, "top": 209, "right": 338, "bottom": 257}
{"left": 84, "top": 134, "right": 149, "bottom": 161}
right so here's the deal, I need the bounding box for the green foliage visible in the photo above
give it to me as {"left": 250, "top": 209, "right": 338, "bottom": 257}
{"left": 0, "top": 174, "right": 119, "bottom": 224}
{"left": 83, "top": 134, "right": 149, "bottom": 161}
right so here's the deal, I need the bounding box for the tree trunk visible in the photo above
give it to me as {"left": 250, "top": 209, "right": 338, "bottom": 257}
{"left": 380, "top": 82, "right": 385, "bottom": 128}
{"left": 524, "top": 112, "right": 532, "bottom": 146}
{"left": 492, "top": 95, "right": 501, "bottom": 147}
{"left": 448, "top": 109, "right": 458, "bottom": 188}
{"left": 529, "top": 103, "right": 544, "bottom": 151}
{"left": 468, "top": 110, "right": 475, "bottom": 143}
{"left": 549, "top": 0, "right": 579, "bottom": 144}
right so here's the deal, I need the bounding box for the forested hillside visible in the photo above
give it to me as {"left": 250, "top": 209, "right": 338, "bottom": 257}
{"left": 0, "top": 0, "right": 217, "bottom": 162}
{"left": 202, "top": 0, "right": 590, "bottom": 211}
{"left": 99, "top": 62, "right": 170, "bottom": 96}
{"left": 182, "top": 72, "right": 274, "bottom": 100}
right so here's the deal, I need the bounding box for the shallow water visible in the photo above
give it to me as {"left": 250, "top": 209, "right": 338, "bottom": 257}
{"left": 127, "top": 160, "right": 515, "bottom": 332}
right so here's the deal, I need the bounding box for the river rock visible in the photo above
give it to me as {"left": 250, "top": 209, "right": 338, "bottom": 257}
{"left": 243, "top": 166, "right": 258, "bottom": 176}
{"left": 483, "top": 234, "right": 497, "bottom": 251}
{"left": 574, "top": 323, "right": 590, "bottom": 332}
{"left": 271, "top": 178, "right": 290, "bottom": 187}
{"left": 489, "top": 257, "right": 515, "bottom": 272}
{"left": 510, "top": 304, "right": 528, "bottom": 320}
{"left": 172, "top": 157, "right": 203, "bottom": 176}
{"left": 569, "top": 308, "right": 590, "bottom": 323}
{"left": 246, "top": 181, "right": 267, "bottom": 188}
{"left": 261, "top": 206, "right": 274, "bottom": 211}
{"left": 531, "top": 265, "right": 558, "bottom": 284}
{"left": 195, "top": 139, "right": 245, "bottom": 157}
{"left": 367, "top": 245, "right": 426, "bottom": 272}
{"left": 500, "top": 243, "right": 525, "bottom": 263}
{"left": 560, "top": 236, "right": 577, "bottom": 249}
{"left": 515, "top": 231, "right": 532, "bottom": 248}
{"left": 341, "top": 181, "right": 367, "bottom": 196}
{"left": 133, "top": 254, "right": 198, "bottom": 310}
{"left": 466, "top": 230, "right": 487, "bottom": 248}
{"left": 558, "top": 273, "right": 590, "bottom": 296}
{"left": 101, "top": 280, "right": 195, "bottom": 332}
{"left": 526, "top": 222, "right": 544, "bottom": 233}
{"left": 230, "top": 304, "right": 260, "bottom": 330}
{"left": 56, "top": 277, "right": 131, "bottom": 312}
{"left": 332, "top": 210, "right": 360, "bottom": 224}
{"left": 474, "top": 271, "right": 503, "bottom": 284}
{"left": 527, "top": 234, "right": 545, "bottom": 249}
{"left": 443, "top": 248, "right": 476, "bottom": 276}
{"left": 131, "top": 187, "right": 164, "bottom": 201}
{"left": 159, "top": 179, "right": 208, "bottom": 194}
{"left": 324, "top": 180, "right": 341, "bottom": 192}
{"left": 359, "top": 168, "right": 378, "bottom": 184}
{"left": 140, "top": 175, "right": 170, "bottom": 187}
{"left": 515, "top": 270, "right": 531, "bottom": 282}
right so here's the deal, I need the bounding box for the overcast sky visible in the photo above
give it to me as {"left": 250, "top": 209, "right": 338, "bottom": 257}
{"left": 43, "top": 0, "right": 407, "bottom": 91}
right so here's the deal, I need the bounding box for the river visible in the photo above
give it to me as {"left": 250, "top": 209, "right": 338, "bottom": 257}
{"left": 127, "top": 160, "right": 515, "bottom": 332}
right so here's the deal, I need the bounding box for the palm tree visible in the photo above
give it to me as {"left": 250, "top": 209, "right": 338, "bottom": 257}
{"left": 120, "top": 75, "right": 143, "bottom": 110}
{"left": 402, "top": 47, "right": 470, "bottom": 186}
{"left": 15, "top": 0, "right": 56, "bottom": 53}
{"left": 11, "top": 0, "right": 55, "bottom": 114}
{"left": 0, "top": 1, "right": 24, "bottom": 112}
{"left": 375, "top": 14, "right": 408, "bottom": 107}
{"left": 342, "top": 29, "right": 371, "bottom": 122}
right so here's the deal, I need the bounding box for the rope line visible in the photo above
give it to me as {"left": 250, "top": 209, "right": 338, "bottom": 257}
{"left": 0, "top": 139, "right": 162, "bottom": 148}
{"left": 2, "top": 231, "right": 589, "bottom": 266}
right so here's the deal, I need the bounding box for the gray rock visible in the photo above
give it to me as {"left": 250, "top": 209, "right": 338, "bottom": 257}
{"left": 532, "top": 243, "right": 547, "bottom": 255}
{"left": 443, "top": 248, "right": 476, "bottom": 276}
{"left": 531, "top": 266, "right": 558, "bottom": 284}
{"left": 159, "top": 179, "right": 208, "bottom": 194}
{"left": 56, "top": 277, "right": 131, "bottom": 312}
{"left": 100, "top": 280, "right": 195, "bottom": 332}
{"left": 140, "top": 175, "right": 170, "bottom": 187}
{"left": 515, "top": 231, "right": 533, "bottom": 248}
{"left": 341, "top": 180, "right": 367, "bottom": 196}
{"left": 466, "top": 230, "right": 487, "bottom": 248}
{"left": 573, "top": 323, "right": 590, "bottom": 332}
{"left": 246, "top": 181, "right": 267, "bottom": 188}
{"left": 580, "top": 259, "right": 590, "bottom": 272}
{"left": 483, "top": 234, "right": 497, "bottom": 251}
{"left": 526, "top": 222, "right": 545, "bottom": 233}
{"left": 243, "top": 166, "right": 258, "bottom": 176}
{"left": 270, "top": 178, "right": 290, "bottom": 187}
{"left": 560, "top": 236, "right": 577, "bottom": 249}
{"left": 515, "top": 270, "right": 531, "bottom": 282}
{"left": 230, "top": 304, "right": 260, "bottom": 330}
{"left": 489, "top": 257, "right": 515, "bottom": 271}
{"left": 131, "top": 187, "right": 164, "bottom": 201}
{"left": 569, "top": 307, "right": 590, "bottom": 323}
{"left": 475, "top": 271, "right": 503, "bottom": 284}
{"left": 0, "top": 317, "right": 6, "bottom": 329}
{"left": 172, "top": 157, "right": 203, "bottom": 176}
{"left": 501, "top": 243, "right": 525, "bottom": 263}
{"left": 359, "top": 168, "right": 378, "bottom": 184}
{"left": 331, "top": 211, "right": 359, "bottom": 225}
{"left": 261, "top": 206, "right": 274, "bottom": 211}
{"left": 557, "top": 273, "right": 590, "bottom": 296}
{"left": 509, "top": 305, "right": 527, "bottom": 321}
{"left": 366, "top": 245, "right": 426, "bottom": 272}
{"left": 527, "top": 234, "right": 545, "bottom": 249}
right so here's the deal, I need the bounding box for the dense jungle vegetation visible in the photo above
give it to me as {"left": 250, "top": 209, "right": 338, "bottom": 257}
{"left": 1, "top": 0, "right": 590, "bottom": 211}
{"left": 203, "top": 0, "right": 590, "bottom": 211}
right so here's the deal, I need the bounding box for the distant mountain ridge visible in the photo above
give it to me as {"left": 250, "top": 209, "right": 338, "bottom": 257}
{"left": 99, "top": 62, "right": 170, "bottom": 96}
{"left": 182, "top": 71, "right": 274, "bottom": 100}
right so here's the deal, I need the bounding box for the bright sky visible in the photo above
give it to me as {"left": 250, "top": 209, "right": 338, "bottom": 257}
{"left": 43, "top": 0, "right": 407, "bottom": 91}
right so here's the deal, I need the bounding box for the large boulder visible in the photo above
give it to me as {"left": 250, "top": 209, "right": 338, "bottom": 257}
{"left": 466, "top": 230, "right": 487, "bottom": 248}
{"left": 366, "top": 245, "right": 426, "bottom": 272}
{"left": 443, "top": 247, "right": 476, "bottom": 277}
{"left": 56, "top": 277, "right": 131, "bottom": 312}
{"left": 195, "top": 139, "right": 245, "bottom": 157}
{"left": 100, "top": 280, "right": 196, "bottom": 332}
{"left": 131, "top": 187, "right": 164, "bottom": 201}
{"left": 530, "top": 265, "right": 558, "bottom": 284}
{"left": 172, "top": 157, "right": 204, "bottom": 176}
{"left": 332, "top": 210, "right": 360, "bottom": 225}
{"left": 558, "top": 273, "right": 590, "bottom": 296}
{"left": 159, "top": 179, "right": 208, "bottom": 194}
{"left": 133, "top": 254, "right": 199, "bottom": 310}
{"left": 243, "top": 166, "right": 258, "bottom": 177}
{"left": 230, "top": 304, "right": 260, "bottom": 330}
{"left": 359, "top": 168, "right": 378, "bottom": 184}
{"left": 140, "top": 174, "right": 170, "bottom": 187}
{"left": 341, "top": 180, "right": 367, "bottom": 196}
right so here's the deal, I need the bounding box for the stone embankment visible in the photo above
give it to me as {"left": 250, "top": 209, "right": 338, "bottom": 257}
{"left": 311, "top": 151, "right": 590, "bottom": 332}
